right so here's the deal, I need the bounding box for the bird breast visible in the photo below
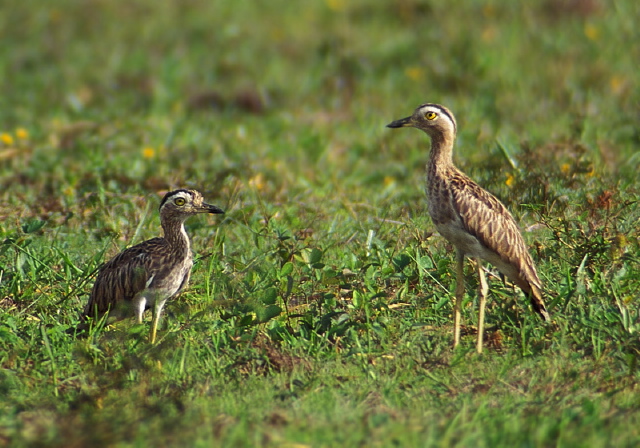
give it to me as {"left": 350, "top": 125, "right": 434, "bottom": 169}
{"left": 149, "top": 255, "right": 192, "bottom": 297}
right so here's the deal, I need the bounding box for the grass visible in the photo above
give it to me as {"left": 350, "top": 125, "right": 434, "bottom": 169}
{"left": 1, "top": 0, "right": 639, "bottom": 446}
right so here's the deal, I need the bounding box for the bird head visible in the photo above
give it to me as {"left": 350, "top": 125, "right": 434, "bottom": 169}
{"left": 159, "top": 189, "right": 224, "bottom": 219}
{"left": 386, "top": 103, "right": 457, "bottom": 139}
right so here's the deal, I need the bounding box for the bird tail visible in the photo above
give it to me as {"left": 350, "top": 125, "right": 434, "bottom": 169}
{"left": 528, "top": 285, "right": 550, "bottom": 322}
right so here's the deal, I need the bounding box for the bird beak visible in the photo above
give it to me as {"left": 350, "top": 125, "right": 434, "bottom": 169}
{"left": 202, "top": 203, "right": 225, "bottom": 214}
{"left": 386, "top": 116, "right": 413, "bottom": 128}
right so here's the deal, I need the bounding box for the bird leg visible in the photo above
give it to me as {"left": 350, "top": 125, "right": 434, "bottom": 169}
{"left": 453, "top": 250, "right": 465, "bottom": 348}
{"left": 476, "top": 259, "right": 489, "bottom": 354}
{"left": 132, "top": 295, "right": 146, "bottom": 325}
{"left": 150, "top": 298, "right": 167, "bottom": 344}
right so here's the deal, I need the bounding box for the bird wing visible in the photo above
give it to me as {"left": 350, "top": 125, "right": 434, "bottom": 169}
{"left": 83, "top": 238, "right": 168, "bottom": 319}
{"left": 449, "top": 172, "right": 543, "bottom": 292}
{"left": 449, "top": 173, "right": 549, "bottom": 320}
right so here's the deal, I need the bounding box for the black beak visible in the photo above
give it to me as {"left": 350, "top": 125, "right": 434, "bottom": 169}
{"left": 203, "top": 203, "right": 225, "bottom": 214}
{"left": 386, "top": 116, "right": 413, "bottom": 128}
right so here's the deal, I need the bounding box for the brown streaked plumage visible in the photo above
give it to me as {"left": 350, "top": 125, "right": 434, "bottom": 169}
{"left": 387, "top": 103, "right": 549, "bottom": 353}
{"left": 73, "top": 189, "right": 224, "bottom": 343}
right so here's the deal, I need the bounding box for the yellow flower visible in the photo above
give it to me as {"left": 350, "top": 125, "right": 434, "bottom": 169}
{"left": 609, "top": 76, "right": 625, "bottom": 95}
{"left": 383, "top": 176, "right": 395, "bottom": 187}
{"left": 0, "top": 133, "right": 14, "bottom": 146}
{"left": 560, "top": 163, "right": 570, "bottom": 174}
{"left": 142, "top": 147, "right": 155, "bottom": 159}
{"left": 481, "top": 26, "right": 497, "bottom": 43}
{"left": 171, "top": 101, "right": 183, "bottom": 114}
{"left": 270, "top": 28, "right": 284, "bottom": 42}
{"left": 15, "top": 128, "right": 29, "bottom": 140}
{"left": 505, "top": 174, "right": 514, "bottom": 187}
{"left": 482, "top": 4, "right": 495, "bottom": 18}
{"left": 49, "top": 9, "right": 62, "bottom": 23}
{"left": 325, "top": 0, "right": 345, "bottom": 12}
{"left": 249, "top": 173, "right": 266, "bottom": 191}
{"left": 584, "top": 24, "right": 599, "bottom": 41}
{"left": 404, "top": 67, "right": 424, "bottom": 82}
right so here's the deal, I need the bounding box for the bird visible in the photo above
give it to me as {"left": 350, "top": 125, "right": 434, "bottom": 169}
{"left": 387, "top": 103, "right": 549, "bottom": 353}
{"left": 72, "top": 189, "right": 224, "bottom": 343}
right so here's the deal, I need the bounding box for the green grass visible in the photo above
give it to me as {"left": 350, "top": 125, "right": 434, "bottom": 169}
{"left": 1, "top": 0, "right": 639, "bottom": 446}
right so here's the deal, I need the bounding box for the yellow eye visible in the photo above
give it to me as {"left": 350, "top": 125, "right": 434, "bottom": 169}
{"left": 174, "top": 198, "right": 186, "bottom": 206}
{"left": 425, "top": 112, "right": 437, "bottom": 120}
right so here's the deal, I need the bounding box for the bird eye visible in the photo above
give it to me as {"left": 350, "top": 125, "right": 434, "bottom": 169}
{"left": 425, "top": 112, "right": 437, "bottom": 120}
{"left": 174, "top": 198, "right": 186, "bottom": 206}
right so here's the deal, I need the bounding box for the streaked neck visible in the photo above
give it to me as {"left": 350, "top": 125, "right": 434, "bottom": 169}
{"left": 162, "top": 218, "right": 191, "bottom": 251}
{"left": 427, "top": 132, "right": 455, "bottom": 170}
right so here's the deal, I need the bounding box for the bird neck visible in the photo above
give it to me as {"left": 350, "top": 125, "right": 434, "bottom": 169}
{"left": 161, "top": 217, "right": 191, "bottom": 253}
{"left": 427, "top": 132, "right": 455, "bottom": 173}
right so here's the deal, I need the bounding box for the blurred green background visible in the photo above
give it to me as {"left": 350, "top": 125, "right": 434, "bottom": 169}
{"left": 1, "top": 1, "right": 639, "bottom": 446}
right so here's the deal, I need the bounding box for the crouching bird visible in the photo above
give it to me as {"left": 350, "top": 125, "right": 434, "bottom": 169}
{"left": 71, "top": 189, "right": 224, "bottom": 343}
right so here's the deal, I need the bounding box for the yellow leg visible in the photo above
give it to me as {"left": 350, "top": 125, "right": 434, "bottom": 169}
{"left": 476, "top": 259, "right": 489, "bottom": 354}
{"left": 150, "top": 316, "right": 158, "bottom": 344}
{"left": 453, "top": 251, "right": 465, "bottom": 348}
{"left": 149, "top": 300, "right": 166, "bottom": 344}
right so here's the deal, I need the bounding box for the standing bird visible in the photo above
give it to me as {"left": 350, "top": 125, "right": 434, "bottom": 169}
{"left": 74, "top": 189, "right": 224, "bottom": 343}
{"left": 387, "top": 103, "right": 549, "bottom": 353}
